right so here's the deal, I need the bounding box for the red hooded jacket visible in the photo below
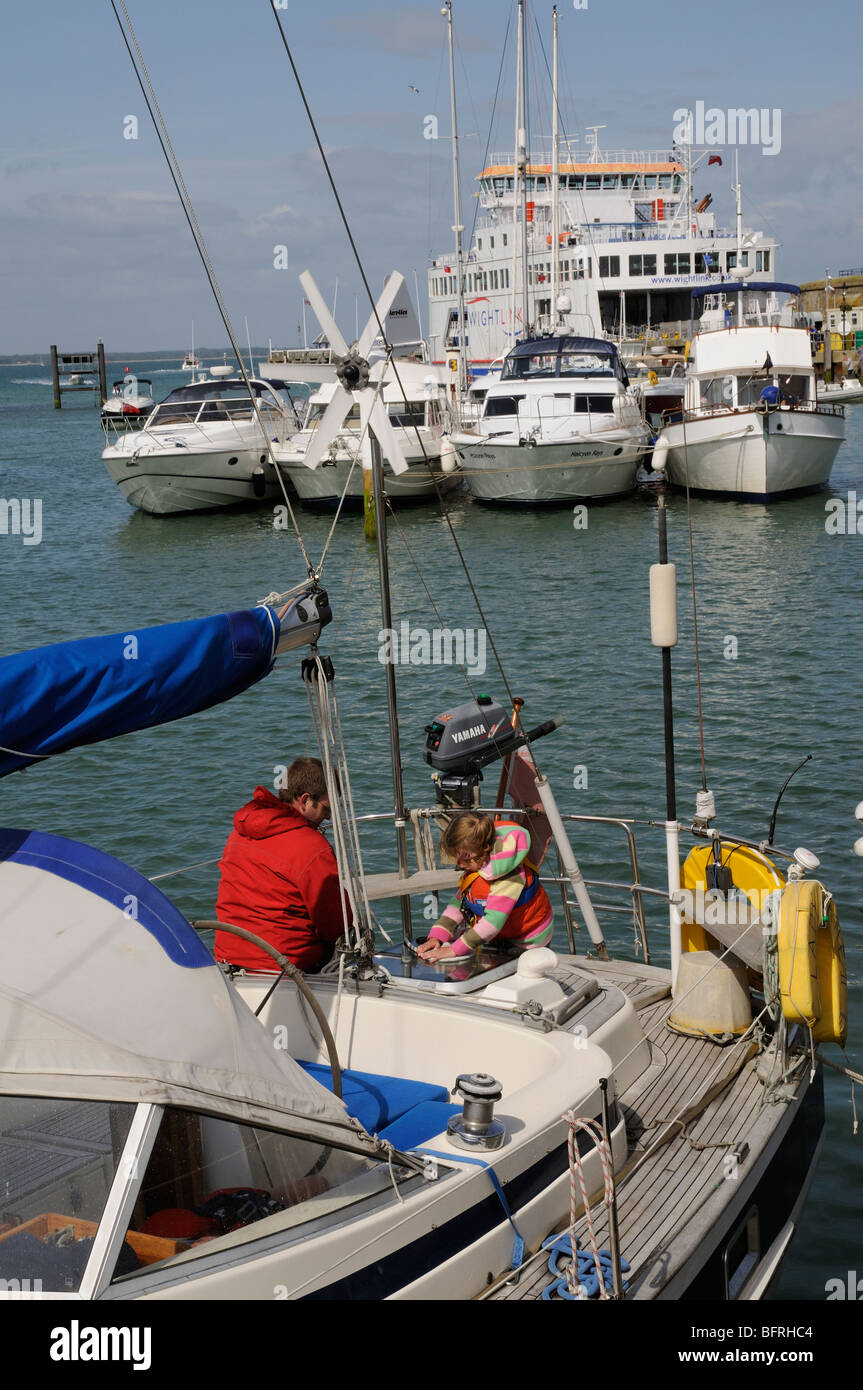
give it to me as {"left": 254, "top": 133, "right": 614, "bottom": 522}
{"left": 214, "top": 786, "right": 350, "bottom": 973}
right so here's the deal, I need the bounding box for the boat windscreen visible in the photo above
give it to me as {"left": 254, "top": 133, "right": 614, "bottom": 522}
{"left": 0, "top": 1097, "right": 137, "bottom": 1292}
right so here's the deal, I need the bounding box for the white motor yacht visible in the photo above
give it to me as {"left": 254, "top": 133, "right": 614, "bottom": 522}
{"left": 654, "top": 283, "right": 846, "bottom": 500}
{"left": 102, "top": 377, "right": 302, "bottom": 515}
{"left": 276, "top": 361, "right": 458, "bottom": 508}
{"left": 452, "top": 335, "right": 650, "bottom": 504}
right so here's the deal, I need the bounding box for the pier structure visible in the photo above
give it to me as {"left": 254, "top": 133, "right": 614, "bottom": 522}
{"left": 49, "top": 341, "right": 107, "bottom": 408}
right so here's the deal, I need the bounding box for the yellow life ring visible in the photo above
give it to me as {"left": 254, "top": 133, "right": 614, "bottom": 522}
{"left": 777, "top": 879, "right": 847, "bottom": 1045}
{"left": 647, "top": 370, "right": 659, "bottom": 387}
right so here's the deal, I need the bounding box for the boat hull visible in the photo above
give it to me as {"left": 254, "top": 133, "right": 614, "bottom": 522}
{"left": 454, "top": 433, "right": 646, "bottom": 504}
{"left": 662, "top": 408, "right": 845, "bottom": 500}
{"left": 103, "top": 447, "right": 282, "bottom": 515}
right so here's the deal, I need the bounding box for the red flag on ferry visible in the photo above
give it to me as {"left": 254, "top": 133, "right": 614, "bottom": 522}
{"left": 708, "top": 155, "right": 723, "bottom": 167}
{"left": 505, "top": 747, "right": 553, "bottom": 868}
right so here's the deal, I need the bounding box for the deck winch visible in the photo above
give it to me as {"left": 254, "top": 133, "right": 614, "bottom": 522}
{"left": 446, "top": 1073, "right": 505, "bottom": 1151}
{"left": 423, "top": 694, "right": 562, "bottom": 807}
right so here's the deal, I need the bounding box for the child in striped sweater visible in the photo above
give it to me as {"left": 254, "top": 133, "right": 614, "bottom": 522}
{"left": 417, "top": 812, "right": 553, "bottom": 961}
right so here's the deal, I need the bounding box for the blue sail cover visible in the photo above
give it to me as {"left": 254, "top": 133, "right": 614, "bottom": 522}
{"left": 0, "top": 607, "right": 280, "bottom": 778}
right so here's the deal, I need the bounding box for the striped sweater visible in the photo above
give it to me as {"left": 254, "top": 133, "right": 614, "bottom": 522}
{"left": 428, "top": 823, "right": 553, "bottom": 958}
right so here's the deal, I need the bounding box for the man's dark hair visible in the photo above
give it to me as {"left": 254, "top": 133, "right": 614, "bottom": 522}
{"left": 280, "top": 757, "right": 329, "bottom": 805}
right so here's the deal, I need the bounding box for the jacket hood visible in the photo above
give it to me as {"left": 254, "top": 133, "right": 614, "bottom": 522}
{"left": 480, "top": 821, "right": 531, "bottom": 880}
{"left": 233, "top": 786, "right": 313, "bottom": 841}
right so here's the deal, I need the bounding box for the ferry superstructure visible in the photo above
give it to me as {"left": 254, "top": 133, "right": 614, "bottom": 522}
{"left": 428, "top": 134, "right": 779, "bottom": 372}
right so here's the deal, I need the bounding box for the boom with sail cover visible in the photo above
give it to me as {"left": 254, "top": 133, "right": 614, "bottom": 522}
{"left": 0, "top": 607, "right": 281, "bottom": 779}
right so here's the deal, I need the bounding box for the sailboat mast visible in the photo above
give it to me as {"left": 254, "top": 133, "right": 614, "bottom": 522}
{"left": 444, "top": 1, "right": 467, "bottom": 398}
{"left": 370, "top": 434, "right": 414, "bottom": 958}
{"left": 517, "top": 0, "right": 529, "bottom": 335}
{"left": 551, "top": 5, "right": 559, "bottom": 327}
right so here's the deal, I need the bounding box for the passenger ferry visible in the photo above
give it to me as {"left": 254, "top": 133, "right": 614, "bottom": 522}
{"left": 428, "top": 131, "right": 778, "bottom": 373}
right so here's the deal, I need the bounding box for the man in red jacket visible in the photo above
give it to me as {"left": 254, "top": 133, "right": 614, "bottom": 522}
{"left": 214, "top": 757, "right": 350, "bottom": 973}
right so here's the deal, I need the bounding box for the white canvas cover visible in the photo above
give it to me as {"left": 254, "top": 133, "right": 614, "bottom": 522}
{"left": 0, "top": 829, "right": 368, "bottom": 1148}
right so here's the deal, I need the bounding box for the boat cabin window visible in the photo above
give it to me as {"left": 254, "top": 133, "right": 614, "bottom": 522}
{"left": 0, "top": 1097, "right": 136, "bottom": 1293}
{"left": 503, "top": 352, "right": 558, "bottom": 379}
{"left": 558, "top": 352, "right": 615, "bottom": 378}
{"left": 111, "top": 1107, "right": 409, "bottom": 1284}
{"left": 572, "top": 394, "right": 616, "bottom": 413}
{"left": 306, "top": 402, "right": 361, "bottom": 428}
{"left": 483, "top": 395, "right": 525, "bottom": 418}
{"left": 388, "top": 401, "right": 426, "bottom": 428}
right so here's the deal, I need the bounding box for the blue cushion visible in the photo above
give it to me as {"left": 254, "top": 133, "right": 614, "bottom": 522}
{"left": 298, "top": 1061, "right": 448, "bottom": 1133}
{"left": 377, "top": 1101, "right": 462, "bottom": 1151}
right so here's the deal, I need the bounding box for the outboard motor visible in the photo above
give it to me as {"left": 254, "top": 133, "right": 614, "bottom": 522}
{"left": 423, "top": 694, "right": 562, "bottom": 807}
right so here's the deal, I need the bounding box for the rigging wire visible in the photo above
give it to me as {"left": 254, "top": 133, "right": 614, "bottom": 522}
{"left": 268, "top": 0, "right": 540, "bottom": 763}
{"left": 110, "top": 0, "right": 315, "bottom": 579}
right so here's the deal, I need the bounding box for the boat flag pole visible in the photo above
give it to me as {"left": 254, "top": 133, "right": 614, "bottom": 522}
{"left": 650, "top": 489, "right": 682, "bottom": 988}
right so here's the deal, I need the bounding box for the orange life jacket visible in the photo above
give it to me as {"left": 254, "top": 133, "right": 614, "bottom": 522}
{"left": 457, "top": 820, "right": 551, "bottom": 940}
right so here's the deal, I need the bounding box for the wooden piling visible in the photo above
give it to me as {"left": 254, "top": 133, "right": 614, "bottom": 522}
{"left": 50, "top": 345, "right": 61, "bottom": 409}
{"left": 97, "top": 339, "right": 107, "bottom": 404}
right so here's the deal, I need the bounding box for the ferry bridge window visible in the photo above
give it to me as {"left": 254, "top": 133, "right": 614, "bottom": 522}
{"left": 505, "top": 177, "right": 514, "bottom": 191}
{"left": 672, "top": 175, "right": 682, "bottom": 191}
{"left": 644, "top": 175, "right": 657, "bottom": 189}
{"left": 493, "top": 179, "right": 504, "bottom": 194}
{"left": 535, "top": 176, "right": 547, "bottom": 189}
{"left": 568, "top": 175, "right": 584, "bottom": 189}
{"left": 586, "top": 175, "right": 601, "bottom": 190}
{"left": 658, "top": 174, "right": 672, "bottom": 189}
{"left": 483, "top": 395, "right": 525, "bottom": 416}
{"left": 599, "top": 256, "right": 620, "bottom": 278}
{"left": 621, "top": 174, "right": 635, "bottom": 188}
{"left": 602, "top": 175, "right": 619, "bottom": 189}
{"left": 756, "top": 251, "right": 771, "bottom": 271}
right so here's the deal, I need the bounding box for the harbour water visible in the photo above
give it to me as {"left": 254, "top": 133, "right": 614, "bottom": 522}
{"left": 0, "top": 360, "right": 860, "bottom": 1300}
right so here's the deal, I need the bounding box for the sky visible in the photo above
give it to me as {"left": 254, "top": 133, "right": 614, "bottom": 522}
{"left": 1, "top": 0, "right": 861, "bottom": 355}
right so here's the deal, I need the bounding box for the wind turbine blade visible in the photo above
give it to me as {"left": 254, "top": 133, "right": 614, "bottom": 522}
{"left": 302, "top": 384, "right": 356, "bottom": 470}
{"left": 369, "top": 398, "right": 411, "bottom": 476}
{"left": 299, "top": 270, "right": 349, "bottom": 357}
{"left": 357, "top": 271, "right": 406, "bottom": 360}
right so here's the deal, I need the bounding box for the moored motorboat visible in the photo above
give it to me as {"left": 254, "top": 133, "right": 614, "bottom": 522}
{"left": 277, "top": 364, "right": 458, "bottom": 509}
{"left": 452, "top": 334, "right": 650, "bottom": 504}
{"left": 101, "top": 377, "right": 302, "bottom": 515}
{"left": 655, "top": 283, "right": 845, "bottom": 500}
{"left": 100, "top": 373, "right": 155, "bottom": 431}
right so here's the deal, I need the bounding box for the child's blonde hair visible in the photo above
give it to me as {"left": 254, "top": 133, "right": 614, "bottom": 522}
{"left": 439, "top": 811, "right": 496, "bottom": 863}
